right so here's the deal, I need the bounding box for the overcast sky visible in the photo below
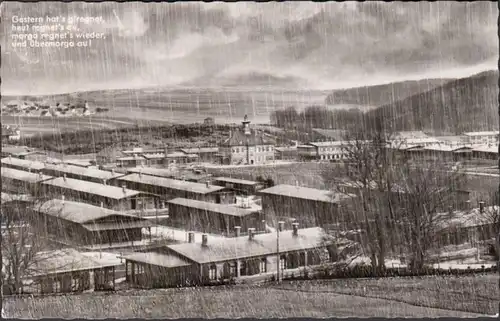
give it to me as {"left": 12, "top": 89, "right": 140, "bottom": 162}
{"left": 1, "top": 1, "right": 498, "bottom": 95}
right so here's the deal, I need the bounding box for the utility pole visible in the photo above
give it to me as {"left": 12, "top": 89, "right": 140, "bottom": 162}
{"left": 276, "top": 225, "right": 280, "bottom": 283}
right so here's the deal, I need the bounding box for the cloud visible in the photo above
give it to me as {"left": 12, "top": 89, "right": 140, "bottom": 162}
{"left": 0, "top": 2, "right": 497, "bottom": 94}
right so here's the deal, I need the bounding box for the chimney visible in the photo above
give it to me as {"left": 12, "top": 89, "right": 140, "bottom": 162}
{"left": 201, "top": 234, "right": 208, "bottom": 247}
{"left": 38, "top": 171, "right": 43, "bottom": 179}
{"left": 292, "top": 222, "right": 299, "bottom": 236}
{"left": 111, "top": 169, "right": 115, "bottom": 175}
{"left": 61, "top": 195, "right": 65, "bottom": 204}
{"left": 235, "top": 226, "right": 241, "bottom": 237}
{"left": 63, "top": 174, "right": 67, "bottom": 182}
{"left": 8, "top": 155, "right": 12, "bottom": 160}
{"left": 206, "top": 181, "right": 210, "bottom": 188}
{"left": 164, "top": 146, "right": 168, "bottom": 159}
{"left": 278, "top": 221, "right": 285, "bottom": 232}
{"left": 248, "top": 228, "right": 256, "bottom": 240}
{"left": 103, "top": 179, "right": 107, "bottom": 185}
{"left": 188, "top": 232, "right": 195, "bottom": 243}
{"left": 101, "top": 202, "right": 104, "bottom": 208}
{"left": 479, "top": 201, "right": 485, "bottom": 213}
{"left": 261, "top": 220, "right": 266, "bottom": 231}
{"left": 122, "top": 184, "right": 126, "bottom": 194}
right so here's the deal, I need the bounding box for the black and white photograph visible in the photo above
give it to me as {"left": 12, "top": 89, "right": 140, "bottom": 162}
{"left": 0, "top": 1, "right": 499, "bottom": 318}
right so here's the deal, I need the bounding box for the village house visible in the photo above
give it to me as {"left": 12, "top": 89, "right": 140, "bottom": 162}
{"left": 179, "top": 147, "right": 220, "bottom": 163}
{"left": 63, "top": 159, "right": 96, "bottom": 168}
{"left": 339, "top": 178, "right": 472, "bottom": 214}
{"left": 1, "top": 125, "right": 21, "bottom": 142}
{"left": 42, "top": 163, "right": 126, "bottom": 184}
{"left": 116, "top": 155, "right": 147, "bottom": 168}
{"left": 166, "top": 198, "right": 263, "bottom": 236}
{"left": 219, "top": 115, "right": 275, "bottom": 165}
{"left": 472, "top": 145, "right": 498, "bottom": 160}
{"left": 258, "top": 184, "right": 356, "bottom": 228}
{"left": 1, "top": 156, "right": 45, "bottom": 173}
{"left": 1, "top": 167, "right": 53, "bottom": 196}
{"left": 212, "top": 177, "right": 265, "bottom": 196}
{"left": 204, "top": 117, "right": 215, "bottom": 126}
{"left": 1, "top": 146, "right": 48, "bottom": 162}
{"left": 462, "top": 131, "right": 499, "bottom": 145}
{"left": 127, "top": 167, "right": 212, "bottom": 183}
{"left": 35, "top": 199, "right": 153, "bottom": 247}
{"left": 40, "top": 176, "right": 159, "bottom": 214}
{"left": 274, "top": 146, "right": 298, "bottom": 161}
{"left": 434, "top": 202, "right": 496, "bottom": 247}
{"left": 124, "top": 225, "right": 337, "bottom": 288}
{"left": 1, "top": 146, "right": 31, "bottom": 158}
{"left": 297, "top": 144, "right": 318, "bottom": 161}
{"left": 110, "top": 173, "right": 234, "bottom": 204}
{"left": 141, "top": 151, "right": 199, "bottom": 167}
{"left": 5, "top": 248, "right": 121, "bottom": 295}
{"left": 307, "top": 141, "right": 351, "bottom": 162}
{"left": 1, "top": 192, "right": 34, "bottom": 224}
{"left": 398, "top": 144, "right": 473, "bottom": 162}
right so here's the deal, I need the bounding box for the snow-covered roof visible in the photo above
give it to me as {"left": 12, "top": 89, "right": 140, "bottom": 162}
{"left": 463, "top": 131, "right": 499, "bottom": 137}
{"left": 435, "top": 206, "right": 498, "bottom": 230}
{"left": 472, "top": 145, "right": 498, "bottom": 154}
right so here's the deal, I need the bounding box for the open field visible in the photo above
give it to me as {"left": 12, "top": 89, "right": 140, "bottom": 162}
{"left": 3, "top": 281, "right": 485, "bottom": 318}
{"left": 275, "top": 274, "right": 498, "bottom": 315}
{"left": 3, "top": 88, "right": 336, "bottom": 128}
{"left": 1, "top": 115, "right": 169, "bottom": 136}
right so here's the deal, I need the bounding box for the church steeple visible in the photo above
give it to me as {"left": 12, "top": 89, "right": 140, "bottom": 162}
{"left": 242, "top": 115, "right": 251, "bottom": 135}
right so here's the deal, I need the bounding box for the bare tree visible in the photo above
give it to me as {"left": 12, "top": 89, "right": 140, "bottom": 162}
{"left": 395, "top": 162, "right": 467, "bottom": 271}
{"left": 1, "top": 198, "right": 59, "bottom": 295}
{"left": 322, "top": 129, "right": 404, "bottom": 272}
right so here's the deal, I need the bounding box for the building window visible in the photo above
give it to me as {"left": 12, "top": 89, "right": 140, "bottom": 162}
{"left": 209, "top": 264, "right": 217, "bottom": 280}
{"left": 240, "top": 261, "right": 247, "bottom": 276}
{"left": 229, "top": 262, "right": 237, "bottom": 277}
{"left": 279, "top": 255, "right": 286, "bottom": 271}
{"left": 260, "top": 258, "right": 267, "bottom": 273}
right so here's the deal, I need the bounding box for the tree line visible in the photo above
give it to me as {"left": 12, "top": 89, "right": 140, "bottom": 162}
{"left": 321, "top": 129, "right": 499, "bottom": 273}
{"left": 269, "top": 106, "right": 366, "bottom": 131}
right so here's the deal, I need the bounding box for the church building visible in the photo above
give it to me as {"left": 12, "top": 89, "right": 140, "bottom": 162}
{"left": 219, "top": 116, "right": 275, "bottom": 165}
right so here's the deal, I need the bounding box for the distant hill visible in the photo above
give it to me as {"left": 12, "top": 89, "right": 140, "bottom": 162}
{"left": 364, "top": 70, "right": 499, "bottom": 134}
{"left": 325, "top": 78, "right": 454, "bottom": 107}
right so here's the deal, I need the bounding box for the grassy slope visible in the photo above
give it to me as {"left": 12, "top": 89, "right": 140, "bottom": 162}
{"left": 276, "top": 275, "right": 498, "bottom": 315}
{"left": 364, "top": 70, "right": 499, "bottom": 134}
{"left": 325, "top": 78, "right": 453, "bottom": 107}
{"left": 4, "top": 282, "right": 484, "bottom": 318}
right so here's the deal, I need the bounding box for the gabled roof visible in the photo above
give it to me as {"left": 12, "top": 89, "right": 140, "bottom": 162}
{"left": 166, "top": 227, "right": 328, "bottom": 264}
{"left": 37, "top": 199, "right": 139, "bottom": 224}
{"left": 213, "top": 177, "right": 260, "bottom": 186}
{"left": 25, "top": 248, "right": 121, "bottom": 277}
{"left": 435, "top": 206, "right": 498, "bottom": 231}
{"left": 116, "top": 173, "right": 225, "bottom": 194}
{"left": 167, "top": 198, "right": 259, "bottom": 217}
{"left": 472, "top": 145, "right": 498, "bottom": 154}
{"left": 127, "top": 167, "right": 211, "bottom": 182}
{"left": 180, "top": 147, "right": 219, "bottom": 154}
{"left": 1, "top": 192, "right": 33, "bottom": 203}
{"left": 1, "top": 167, "right": 52, "bottom": 183}
{"left": 222, "top": 129, "right": 274, "bottom": 147}
{"left": 259, "top": 184, "right": 355, "bottom": 203}
{"left": 463, "top": 131, "right": 499, "bottom": 137}
{"left": 42, "top": 177, "right": 142, "bottom": 200}
{"left": 1, "top": 157, "right": 45, "bottom": 171}
{"left": 124, "top": 252, "right": 192, "bottom": 268}
{"left": 44, "top": 163, "right": 124, "bottom": 181}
